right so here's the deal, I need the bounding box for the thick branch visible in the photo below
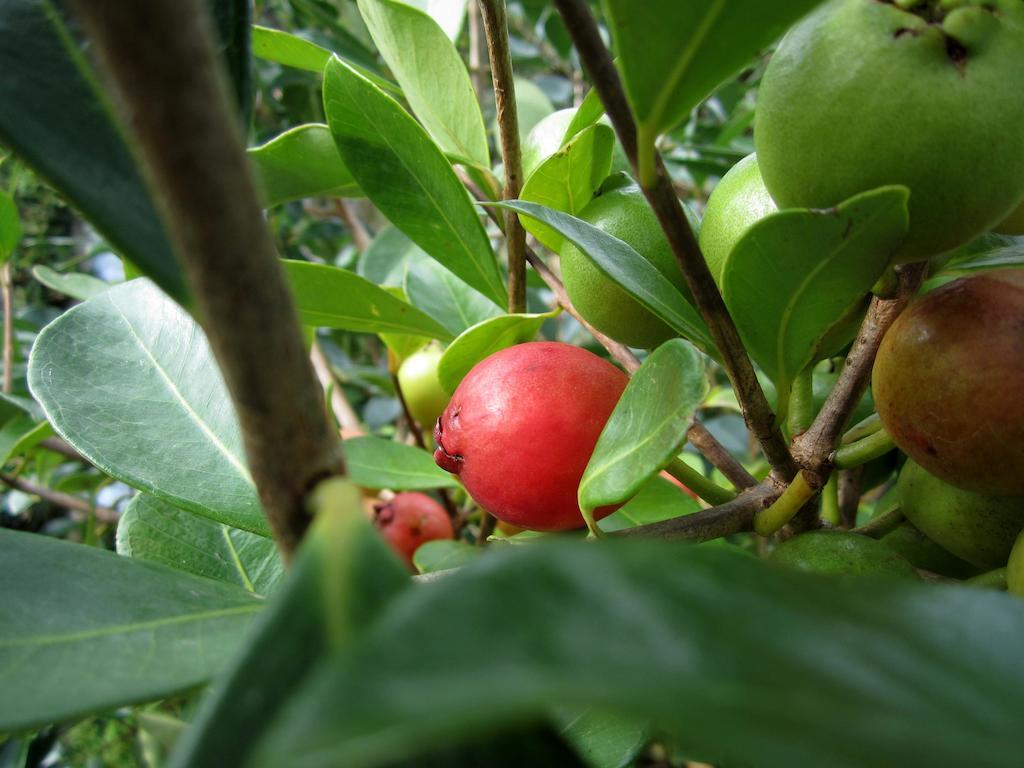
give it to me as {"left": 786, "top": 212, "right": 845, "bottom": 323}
{"left": 479, "top": 0, "right": 527, "bottom": 314}
{"left": 1, "top": 473, "right": 118, "bottom": 524}
{"left": 611, "top": 483, "right": 777, "bottom": 541}
{"left": 553, "top": 0, "right": 795, "bottom": 479}
{"left": 71, "top": 1, "right": 342, "bottom": 559}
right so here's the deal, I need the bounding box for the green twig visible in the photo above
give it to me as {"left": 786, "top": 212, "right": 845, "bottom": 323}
{"left": 754, "top": 471, "right": 817, "bottom": 537}
{"left": 833, "top": 429, "right": 895, "bottom": 470}
{"left": 664, "top": 457, "right": 736, "bottom": 507}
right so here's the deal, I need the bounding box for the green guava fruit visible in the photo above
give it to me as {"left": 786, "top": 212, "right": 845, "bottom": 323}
{"left": 880, "top": 521, "right": 979, "bottom": 579}
{"left": 771, "top": 531, "right": 918, "bottom": 578}
{"left": 873, "top": 270, "right": 1024, "bottom": 495}
{"left": 897, "top": 459, "right": 1024, "bottom": 570}
{"left": 559, "top": 176, "right": 691, "bottom": 349}
{"left": 698, "top": 153, "right": 777, "bottom": 285}
{"left": 396, "top": 346, "right": 450, "bottom": 429}
{"left": 755, "top": 0, "right": 1024, "bottom": 262}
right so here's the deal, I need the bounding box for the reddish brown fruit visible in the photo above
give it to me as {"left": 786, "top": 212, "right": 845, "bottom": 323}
{"left": 433, "top": 342, "right": 628, "bottom": 531}
{"left": 873, "top": 270, "right": 1024, "bottom": 495}
{"left": 372, "top": 492, "right": 454, "bottom": 568}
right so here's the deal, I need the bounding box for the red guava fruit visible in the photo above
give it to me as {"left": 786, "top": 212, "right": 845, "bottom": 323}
{"left": 372, "top": 491, "right": 453, "bottom": 568}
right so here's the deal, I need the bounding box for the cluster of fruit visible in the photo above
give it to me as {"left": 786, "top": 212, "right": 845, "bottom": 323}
{"left": 375, "top": 0, "right": 1024, "bottom": 580}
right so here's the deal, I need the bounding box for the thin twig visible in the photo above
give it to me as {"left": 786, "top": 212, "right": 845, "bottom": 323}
{"left": 1, "top": 472, "right": 119, "bottom": 524}
{"left": 479, "top": 0, "right": 526, "bottom": 314}
{"left": 686, "top": 420, "right": 757, "bottom": 490}
{"left": 1, "top": 262, "right": 12, "bottom": 394}
{"left": 310, "top": 340, "right": 363, "bottom": 436}
{"left": 851, "top": 506, "right": 903, "bottom": 539}
{"left": 611, "top": 483, "right": 777, "bottom": 541}
{"left": 552, "top": 0, "right": 795, "bottom": 480}
{"left": 334, "top": 199, "right": 372, "bottom": 252}
{"left": 39, "top": 437, "right": 87, "bottom": 462}
{"left": 467, "top": 0, "right": 488, "bottom": 102}
{"left": 70, "top": 1, "right": 343, "bottom": 560}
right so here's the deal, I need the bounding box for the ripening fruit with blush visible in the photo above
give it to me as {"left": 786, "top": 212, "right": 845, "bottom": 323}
{"left": 698, "top": 153, "right": 777, "bottom": 285}
{"left": 396, "top": 346, "right": 450, "bottom": 430}
{"left": 771, "top": 531, "right": 918, "bottom": 579}
{"left": 372, "top": 492, "right": 453, "bottom": 568}
{"left": 873, "top": 270, "right": 1024, "bottom": 495}
{"left": 433, "top": 342, "right": 628, "bottom": 531}
{"left": 897, "top": 460, "right": 1024, "bottom": 571}
{"left": 559, "top": 177, "right": 691, "bottom": 349}
{"left": 755, "top": 0, "right": 1024, "bottom": 262}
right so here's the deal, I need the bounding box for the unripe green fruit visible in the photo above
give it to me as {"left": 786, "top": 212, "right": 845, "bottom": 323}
{"left": 873, "top": 270, "right": 1024, "bottom": 495}
{"left": 756, "top": 0, "right": 1024, "bottom": 262}
{"left": 698, "top": 153, "right": 777, "bottom": 285}
{"left": 880, "top": 522, "right": 979, "bottom": 579}
{"left": 560, "top": 179, "right": 690, "bottom": 349}
{"left": 771, "top": 531, "right": 918, "bottom": 578}
{"left": 396, "top": 347, "right": 449, "bottom": 429}
{"left": 897, "top": 460, "right": 1024, "bottom": 570}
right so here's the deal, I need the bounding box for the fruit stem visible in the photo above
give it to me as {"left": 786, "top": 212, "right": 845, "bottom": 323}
{"left": 966, "top": 567, "right": 1008, "bottom": 591}
{"left": 850, "top": 506, "right": 903, "bottom": 540}
{"left": 840, "top": 413, "right": 883, "bottom": 446}
{"left": 636, "top": 126, "right": 658, "bottom": 190}
{"left": 820, "top": 471, "right": 840, "bottom": 525}
{"left": 665, "top": 457, "right": 737, "bottom": 507}
{"left": 478, "top": 0, "right": 527, "bottom": 314}
{"left": 833, "top": 429, "right": 895, "bottom": 470}
{"left": 754, "top": 471, "right": 816, "bottom": 537}
{"left": 787, "top": 366, "right": 815, "bottom": 438}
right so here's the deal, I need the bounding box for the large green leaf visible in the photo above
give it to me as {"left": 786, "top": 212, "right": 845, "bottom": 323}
{"left": 556, "top": 708, "right": 650, "bottom": 768}
{"left": 436, "top": 309, "right": 558, "bottom": 394}
{"left": 603, "top": 0, "right": 825, "bottom": 160}
{"left": 118, "top": 494, "right": 283, "bottom": 596}
{"left": 405, "top": 258, "right": 503, "bottom": 336}
{"left": 519, "top": 123, "right": 615, "bottom": 252}
{"left": 0, "top": 527, "right": 262, "bottom": 731}
{"left": 344, "top": 436, "right": 459, "bottom": 490}
{"left": 323, "top": 57, "right": 506, "bottom": 307}
{"left": 252, "top": 539, "right": 1024, "bottom": 767}
{"left": 358, "top": 0, "right": 488, "bottom": 167}
{"left": 721, "top": 186, "right": 909, "bottom": 417}
{"left": 28, "top": 280, "right": 266, "bottom": 535}
{"left": 401, "top": 0, "right": 467, "bottom": 41}
{"left": 0, "top": 411, "right": 52, "bottom": 465}
{"left": 358, "top": 226, "right": 429, "bottom": 287}
{"left": 597, "top": 473, "right": 701, "bottom": 533}
{"left": 0, "top": 0, "right": 187, "bottom": 303}
{"left": 32, "top": 264, "right": 110, "bottom": 301}
{"left": 249, "top": 124, "right": 360, "bottom": 206}
{"left": 207, "top": 0, "right": 253, "bottom": 125}
{"left": 283, "top": 260, "right": 453, "bottom": 340}
{"left": 494, "top": 201, "right": 714, "bottom": 352}
{"left": 579, "top": 340, "right": 706, "bottom": 528}
{"left": 0, "top": 190, "right": 21, "bottom": 262}
{"left": 167, "top": 480, "right": 410, "bottom": 768}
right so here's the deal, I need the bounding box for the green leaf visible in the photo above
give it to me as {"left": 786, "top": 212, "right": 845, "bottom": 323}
{"left": 722, "top": 186, "right": 909, "bottom": 415}
{"left": 167, "top": 480, "right": 410, "bottom": 768}
{"left": 283, "top": 260, "right": 453, "bottom": 340}
{"left": 401, "top": 0, "right": 467, "bottom": 41}
{"left": 249, "top": 124, "right": 360, "bottom": 206}
{"left": 405, "top": 258, "right": 503, "bottom": 336}
{"left": 598, "top": 470, "right": 701, "bottom": 533}
{"left": 323, "top": 56, "right": 506, "bottom": 307}
{"left": 0, "top": 412, "right": 52, "bottom": 464}
{"left": 28, "top": 280, "right": 266, "bottom": 536}
{"left": 32, "top": 265, "right": 110, "bottom": 301}
{"left": 0, "top": 0, "right": 188, "bottom": 303}
{"left": 437, "top": 309, "right": 558, "bottom": 394}
{"left": 556, "top": 708, "right": 650, "bottom": 768}
{"left": 494, "top": 201, "right": 714, "bottom": 352}
{"left": 358, "top": 0, "right": 488, "bottom": 167}
{"left": 0, "top": 527, "right": 262, "bottom": 731}
{"left": 520, "top": 124, "right": 615, "bottom": 252}
{"left": 412, "top": 539, "right": 482, "bottom": 574}
{"left": 564, "top": 89, "right": 606, "bottom": 144}
{"left": 117, "top": 494, "right": 283, "bottom": 596}
{"left": 579, "top": 340, "right": 706, "bottom": 526}
{"left": 603, "top": 0, "right": 825, "bottom": 155}
{"left": 358, "top": 226, "right": 428, "bottom": 287}
{"left": 251, "top": 540, "right": 1024, "bottom": 768}
{"left": 344, "top": 436, "right": 459, "bottom": 490}
{"left": 0, "top": 190, "right": 21, "bottom": 262}
{"left": 511, "top": 77, "right": 555, "bottom": 141}
{"left": 207, "top": 0, "right": 253, "bottom": 126}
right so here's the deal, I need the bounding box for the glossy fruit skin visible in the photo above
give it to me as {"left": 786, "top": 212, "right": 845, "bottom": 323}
{"left": 560, "top": 178, "right": 690, "bottom": 349}
{"left": 880, "top": 522, "right": 979, "bottom": 580}
{"left": 433, "top": 342, "right": 628, "bottom": 531}
{"left": 873, "top": 270, "right": 1024, "bottom": 495}
{"left": 698, "top": 153, "right": 777, "bottom": 285}
{"left": 397, "top": 347, "right": 450, "bottom": 430}
{"left": 897, "top": 460, "right": 1024, "bottom": 570}
{"left": 755, "top": 0, "right": 1024, "bottom": 262}
{"left": 372, "top": 492, "right": 453, "bottom": 568}
{"left": 771, "top": 531, "right": 918, "bottom": 579}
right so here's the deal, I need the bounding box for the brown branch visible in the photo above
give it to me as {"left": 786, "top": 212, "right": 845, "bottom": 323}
{"left": 1, "top": 262, "right": 12, "bottom": 394}
{"left": 552, "top": 0, "right": 795, "bottom": 480}
{"left": 310, "top": 340, "right": 363, "bottom": 436}
{"left": 791, "top": 263, "right": 926, "bottom": 476}
{"left": 686, "top": 420, "right": 757, "bottom": 490}
{"left": 1, "top": 473, "right": 119, "bottom": 524}
{"left": 70, "top": 1, "right": 342, "bottom": 560}
{"left": 479, "top": 0, "right": 527, "bottom": 314}
{"left": 40, "top": 437, "right": 87, "bottom": 462}
{"left": 610, "top": 483, "right": 777, "bottom": 541}
{"left": 837, "top": 467, "right": 864, "bottom": 529}
{"left": 334, "top": 199, "right": 372, "bottom": 252}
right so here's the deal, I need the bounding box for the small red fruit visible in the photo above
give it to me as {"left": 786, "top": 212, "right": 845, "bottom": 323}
{"left": 433, "top": 342, "right": 628, "bottom": 531}
{"left": 372, "top": 492, "right": 454, "bottom": 568}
